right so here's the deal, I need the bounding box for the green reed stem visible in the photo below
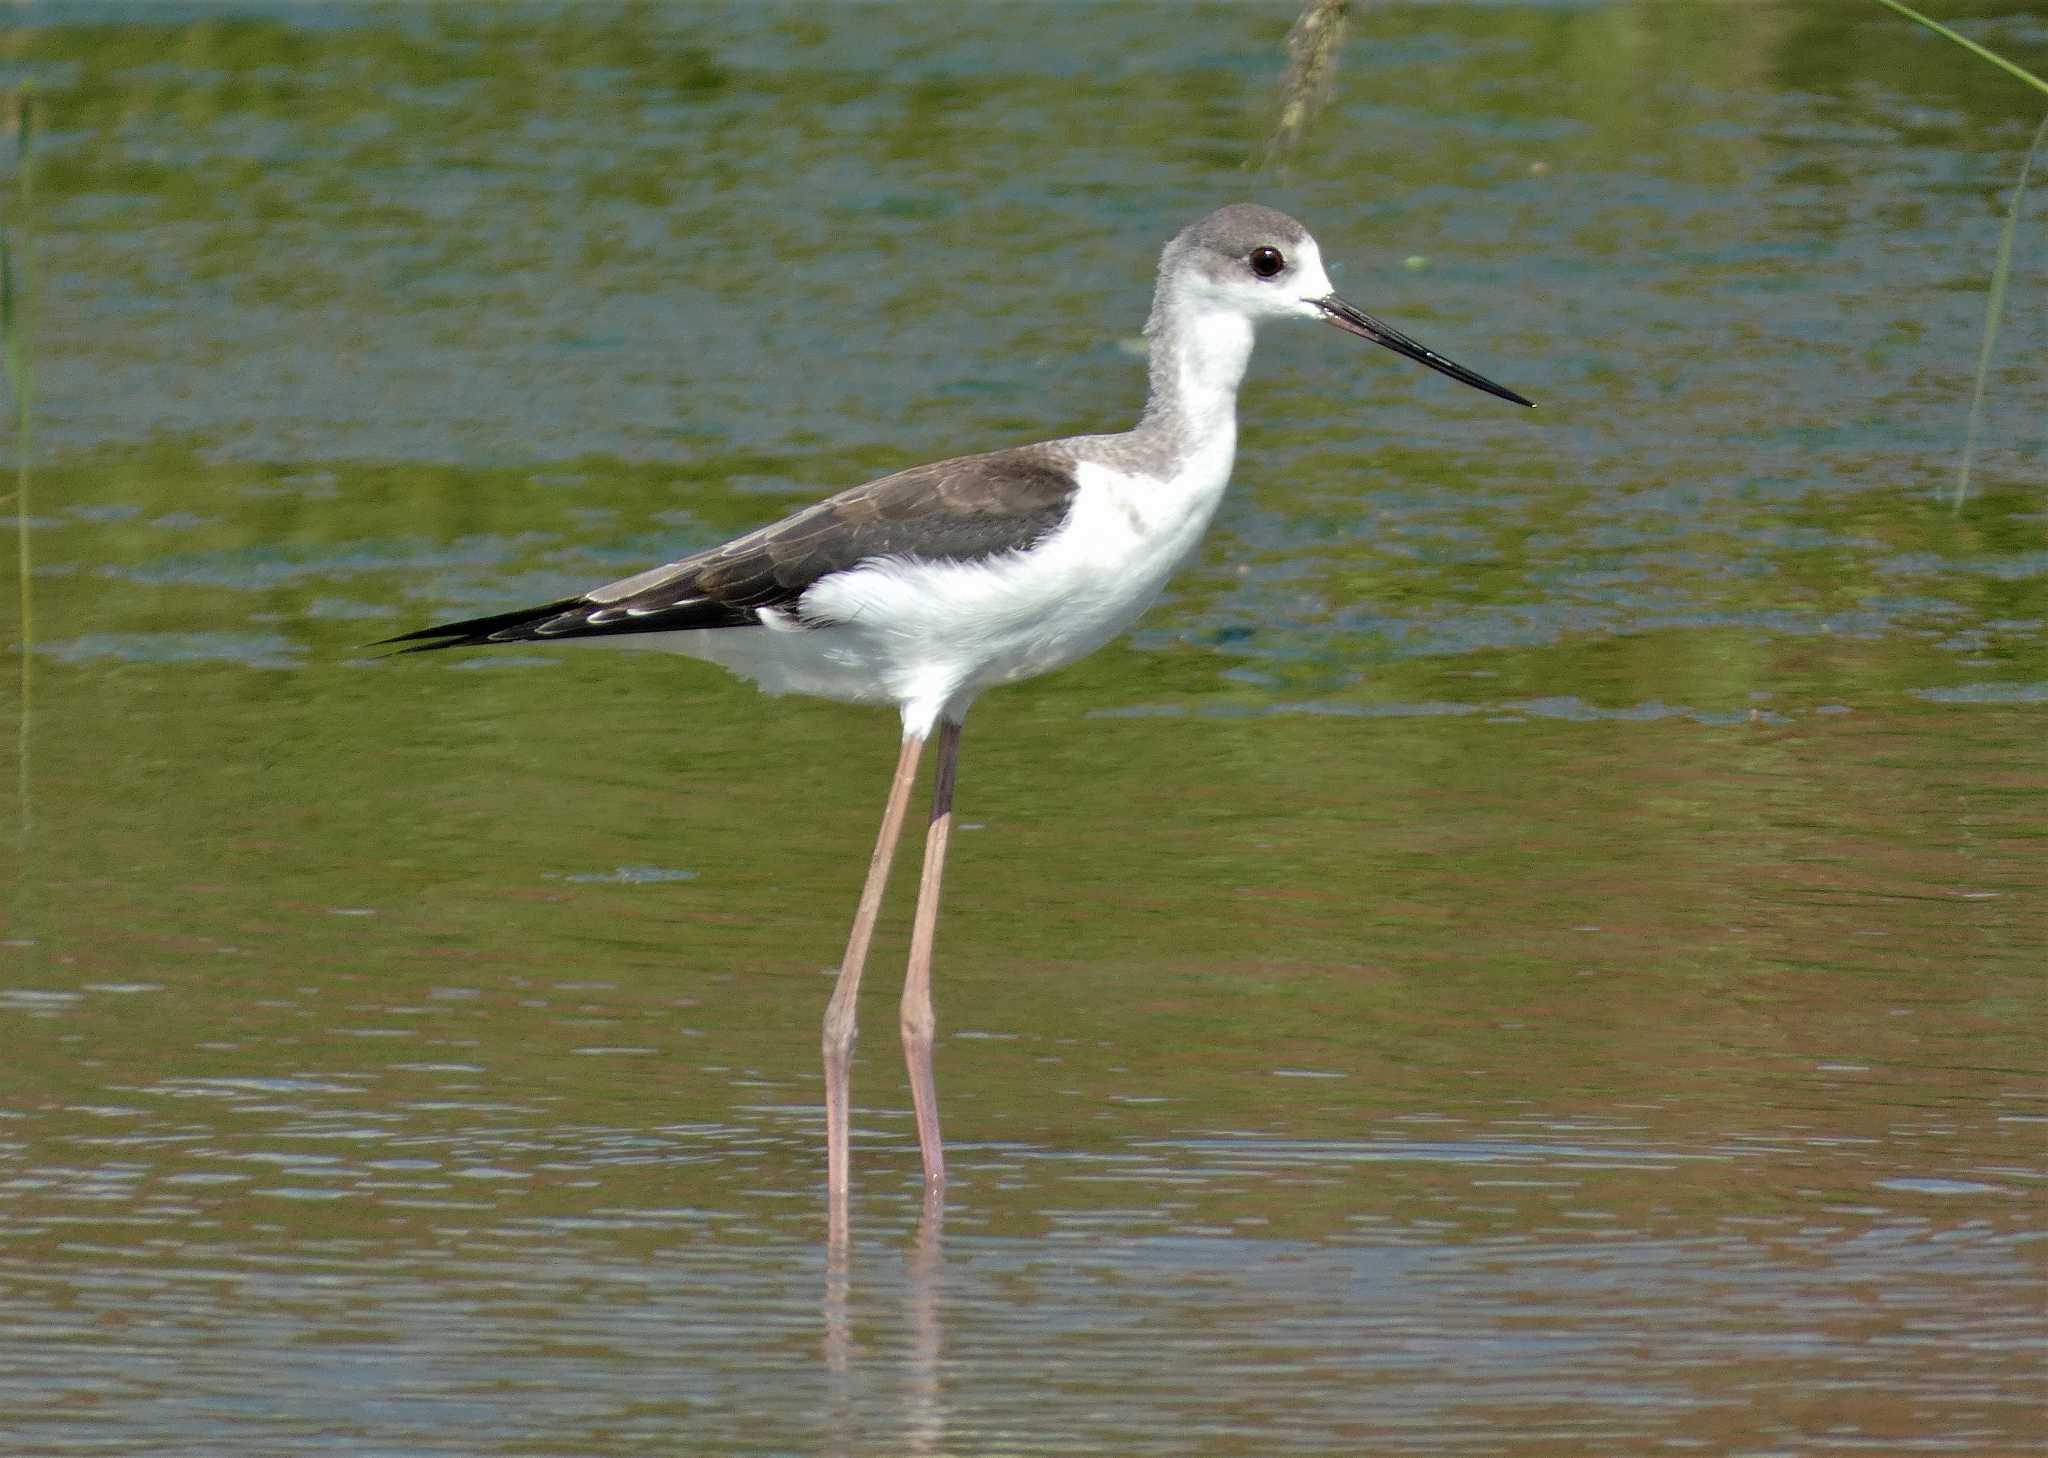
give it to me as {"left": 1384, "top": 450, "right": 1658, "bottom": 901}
{"left": 1870, "top": 0, "right": 2048, "bottom": 98}
{"left": 1955, "top": 110, "right": 2047, "bottom": 511}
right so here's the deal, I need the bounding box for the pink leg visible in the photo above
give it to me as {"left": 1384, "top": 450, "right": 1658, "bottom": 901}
{"left": 824, "top": 732, "right": 925, "bottom": 1204}
{"left": 900, "top": 719, "right": 961, "bottom": 1190}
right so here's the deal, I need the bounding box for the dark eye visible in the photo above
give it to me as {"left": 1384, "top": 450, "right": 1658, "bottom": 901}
{"left": 1249, "top": 246, "right": 1285, "bottom": 278}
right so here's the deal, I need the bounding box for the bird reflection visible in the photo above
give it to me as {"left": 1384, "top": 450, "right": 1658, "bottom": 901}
{"left": 821, "top": 1185, "right": 948, "bottom": 1456}
{"left": 906, "top": 1186, "right": 944, "bottom": 1456}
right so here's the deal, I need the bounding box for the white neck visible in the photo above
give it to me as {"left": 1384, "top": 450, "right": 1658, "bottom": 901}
{"left": 1132, "top": 296, "right": 1254, "bottom": 470}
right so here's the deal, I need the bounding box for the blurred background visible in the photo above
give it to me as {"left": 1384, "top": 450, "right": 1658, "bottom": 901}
{"left": 2, "top": 3, "right": 2042, "bottom": 1454}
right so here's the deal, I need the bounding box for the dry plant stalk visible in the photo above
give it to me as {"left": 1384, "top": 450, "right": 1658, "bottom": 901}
{"left": 1257, "top": 0, "right": 1352, "bottom": 170}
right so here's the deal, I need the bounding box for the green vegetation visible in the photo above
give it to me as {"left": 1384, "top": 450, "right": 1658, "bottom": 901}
{"left": 1867, "top": 0, "right": 2044, "bottom": 507}
{"left": 1871, "top": 0, "right": 2048, "bottom": 98}
{"left": 1956, "top": 112, "right": 2046, "bottom": 508}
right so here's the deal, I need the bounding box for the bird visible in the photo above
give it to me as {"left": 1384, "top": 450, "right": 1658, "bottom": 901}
{"left": 383, "top": 203, "right": 1531, "bottom": 1207}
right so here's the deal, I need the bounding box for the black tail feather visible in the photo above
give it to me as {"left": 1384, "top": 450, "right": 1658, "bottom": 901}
{"left": 373, "top": 596, "right": 589, "bottom": 653}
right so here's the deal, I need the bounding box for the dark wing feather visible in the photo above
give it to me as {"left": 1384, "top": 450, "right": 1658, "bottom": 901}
{"left": 380, "top": 444, "right": 1079, "bottom": 652}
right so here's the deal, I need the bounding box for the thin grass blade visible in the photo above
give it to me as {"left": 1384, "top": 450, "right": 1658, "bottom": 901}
{"left": 1870, "top": 0, "right": 2048, "bottom": 99}
{"left": 1955, "top": 110, "right": 2048, "bottom": 510}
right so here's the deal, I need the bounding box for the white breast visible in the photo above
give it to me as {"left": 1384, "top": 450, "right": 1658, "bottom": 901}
{"left": 786, "top": 439, "right": 1237, "bottom": 733}
{"left": 587, "top": 433, "right": 1241, "bottom": 737}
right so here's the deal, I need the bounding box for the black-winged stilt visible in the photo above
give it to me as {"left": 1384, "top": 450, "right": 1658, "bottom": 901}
{"left": 385, "top": 203, "right": 1531, "bottom": 1207}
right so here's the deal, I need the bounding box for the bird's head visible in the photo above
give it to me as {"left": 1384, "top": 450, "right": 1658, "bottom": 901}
{"left": 1163, "top": 203, "right": 1532, "bottom": 408}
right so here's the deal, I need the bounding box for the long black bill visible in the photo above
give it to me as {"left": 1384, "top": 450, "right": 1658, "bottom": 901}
{"left": 1316, "top": 295, "right": 1533, "bottom": 408}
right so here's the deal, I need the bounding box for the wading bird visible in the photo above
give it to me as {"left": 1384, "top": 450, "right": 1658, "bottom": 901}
{"left": 386, "top": 203, "right": 1530, "bottom": 1206}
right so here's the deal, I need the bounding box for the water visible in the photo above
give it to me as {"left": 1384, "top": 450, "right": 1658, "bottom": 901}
{"left": 3, "top": 2, "right": 2044, "bottom": 1453}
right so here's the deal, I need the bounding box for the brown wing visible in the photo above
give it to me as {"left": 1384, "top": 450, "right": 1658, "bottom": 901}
{"left": 382, "top": 443, "right": 1080, "bottom": 651}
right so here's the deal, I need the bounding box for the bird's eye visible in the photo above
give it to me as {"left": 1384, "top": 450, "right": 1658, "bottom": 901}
{"left": 1249, "top": 246, "right": 1285, "bottom": 278}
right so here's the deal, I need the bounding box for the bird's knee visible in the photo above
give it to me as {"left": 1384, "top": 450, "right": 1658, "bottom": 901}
{"left": 899, "top": 1005, "right": 935, "bottom": 1048}
{"left": 822, "top": 1005, "right": 858, "bottom": 1065}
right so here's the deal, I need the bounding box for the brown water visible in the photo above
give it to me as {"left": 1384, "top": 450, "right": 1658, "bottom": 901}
{"left": 3, "top": 3, "right": 2044, "bottom": 1454}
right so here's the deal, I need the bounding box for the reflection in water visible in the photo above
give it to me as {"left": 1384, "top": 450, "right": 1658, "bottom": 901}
{"left": 907, "top": 1188, "right": 945, "bottom": 1458}
{"left": 825, "top": 1188, "right": 947, "bottom": 1456}
{"left": 823, "top": 1221, "right": 851, "bottom": 1437}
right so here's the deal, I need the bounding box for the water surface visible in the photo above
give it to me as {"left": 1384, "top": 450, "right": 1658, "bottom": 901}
{"left": 2, "top": 3, "right": 2043, "bottom": 1454}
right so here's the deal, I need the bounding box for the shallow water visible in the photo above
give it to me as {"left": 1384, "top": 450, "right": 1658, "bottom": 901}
{"left": 3, "top": 2, "right": 2044, "bottom": 1454}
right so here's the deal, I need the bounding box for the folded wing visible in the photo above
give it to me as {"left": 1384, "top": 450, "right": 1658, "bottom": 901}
{"left": 381, "top": 444, "right": 1080, "bottom": 652}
